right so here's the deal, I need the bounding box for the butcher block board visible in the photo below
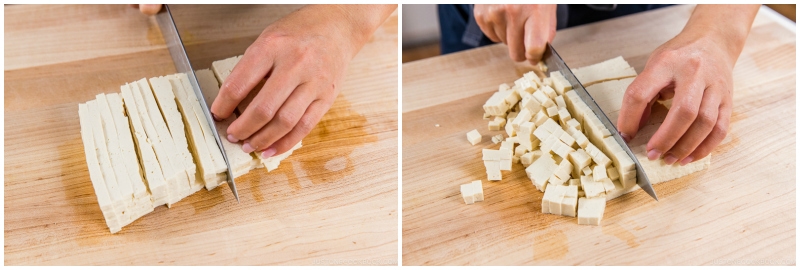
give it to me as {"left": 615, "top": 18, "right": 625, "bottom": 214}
{"left": 402, "top": 5, "right": 795, "bottom": 265}
{"left": 5, "top": 5, "right": 398, "bottom": 265}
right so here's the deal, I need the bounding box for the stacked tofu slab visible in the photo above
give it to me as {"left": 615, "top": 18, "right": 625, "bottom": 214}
{"left": 78, "top": 56, "right": 303, "bottom": 233}
{"left": 465, "top": 56, "right": 711, "bottom": 226}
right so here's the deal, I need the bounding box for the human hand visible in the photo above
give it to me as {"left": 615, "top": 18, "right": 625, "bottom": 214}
{"left": 616, "top": 5, "right": 758, "bottom": 166}
{"left": 130, "top": 4, "right": 162, "bottom": 15}
{"left": 211, "top": 5, "right": 395, "bottom": 158}
{"left": 473, "top": 4, "right": 557, "bottom": 64}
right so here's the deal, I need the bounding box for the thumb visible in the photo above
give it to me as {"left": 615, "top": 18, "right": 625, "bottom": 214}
{"left": 617, "top": 64, "right": 672, "bottom": 142}
{"left": 139, "top": 4, "right": 162, "bottom": 15}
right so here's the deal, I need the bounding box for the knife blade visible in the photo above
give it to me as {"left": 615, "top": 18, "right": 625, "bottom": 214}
{"left": 542, "top": 44, "right": 658, "bottom": 201}
{"left": 155, "top": 5, "right": 239, "bottom": 202}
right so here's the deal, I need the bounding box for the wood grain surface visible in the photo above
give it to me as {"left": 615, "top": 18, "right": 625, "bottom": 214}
{"left": 5, "top": 4, "right": 398, "bottom": 265}
{"left": 402, "top": 5, "right": 795, "bottom": 265}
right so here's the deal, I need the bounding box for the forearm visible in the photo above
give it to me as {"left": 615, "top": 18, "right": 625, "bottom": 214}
{"left": 683, "top": 4, "right": 759, "bottom": 62}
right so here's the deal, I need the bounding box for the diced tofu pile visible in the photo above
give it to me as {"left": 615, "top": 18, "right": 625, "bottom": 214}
{"left": 462, "top": 56, "right": 681, "bottom": 226}
{"left": 78, "top": 56, "right": 302, "bottom": 233}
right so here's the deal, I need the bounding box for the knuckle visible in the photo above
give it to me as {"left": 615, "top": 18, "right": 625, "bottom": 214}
{"left": 253, "top": 103, "right": 277, "bottom": 121}
{"left": 624, "top": 85, "right": 649, "bottom": 104}
{"left": 696, "top": 110, "right": 716, "bottom": 130}
{"left": 221, "top": 80, "right": 249, "bottom": 100}
{"left": 713, "top": 122, "right": 729, "bottom": 139}
{"left": 296, "top": 116, "right": 317, "bottom": 134}
{"left": 276, "top": 110, "right": 300, "bottom": 129}
{"left": 673, "top": 104, "right": 698, "bottom": 120}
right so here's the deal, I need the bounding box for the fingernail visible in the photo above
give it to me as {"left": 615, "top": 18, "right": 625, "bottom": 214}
{"left": 680, "top": 156, "right": 693, "bottom": 166}
{"left": 261, "top": 147, "right": 277, "bottom": 158}
{"left": 227, "top": 134, "right": 238, "bottom": 143}
{"left": 647, "top": 149, "right": 661, "bottom": 161}
{"left": 211, "top": 113, "right": 221, "bottom": 121}
{"left": 664, "top": 154, "right": 678, "bottom": 165}
{"left": 241, "top": 142, "right": 255, "bottom": 153}
{"left": 620, "top": 132, "right": 632, "bottom": 143}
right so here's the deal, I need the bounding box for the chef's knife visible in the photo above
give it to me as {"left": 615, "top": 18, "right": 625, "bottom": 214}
{"left": 542, "top": 43, "right": 658, "bottom": 201}
{"left": 156, "top": 5, "right": 239, "bottom": 202}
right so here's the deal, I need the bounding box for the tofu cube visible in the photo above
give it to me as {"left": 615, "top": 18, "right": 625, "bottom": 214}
{"left": 467, "top": 129, "right": 482, "bottom": 145}
{"left": 491, "top": 134, "right": 504, "bottom": 144}
{"left": 593, "top": 165, "right": 609, "bottom": 182}
{"left": 578, "top": 197, "right": 606, "bottom": 225}
{"left": 472, "top": 180, "right": 484, "bottom": 202}
{"left": 526, "top": 154, "right": 558, "bottom": 191}
{"left": 461, "top": 183, "right": 475, "bottom": 205}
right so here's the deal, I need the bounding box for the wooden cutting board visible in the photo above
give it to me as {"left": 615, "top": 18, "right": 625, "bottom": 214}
{"left": 5, "top": 5, "right": 398, "bottom": 265}
{"left": 402, "top": 5, "right": 795, "bottom": 265}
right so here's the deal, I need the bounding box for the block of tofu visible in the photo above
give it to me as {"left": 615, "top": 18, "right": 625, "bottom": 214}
{"left": 483, "top": 90, "right": 516, "bottom": 116}
{"left": 577, "top": 197, "right": 606, "bottom": 225}
{"left": 517, "top": 122, "right": 535, "bottom": 151}
{"left": 561, "top": 185, "right": 579, "bottom": 217}
{"left": 488, "top": 116, "right": 506, "bottom": 131}
{"left": 593, "top": 165, "right": 609, "bottom": 182}
{"left": 149, "top": 76, "right": 201, "bottom": 194}
{"left": 541, "top": 85, "right": 557, "bottom": 99}
{"left": 532, "top": 90, "right": 555, "bottom": 108}
{"left": 499, "top": 140, "right": 514, "bottom": 151}
{"left": 568, "top": 149, "right": 592, "bottom": 170}
{"left": 545, "top": 105, "right": 559, "bottom": 118}
{"left": 510, "top": 108, "right": 533, "bottom": 131}
{"left": 557, "top": 107, "right": 572, "bottom": 125}
{"left": 532, "top": 110, "right": 549, "bottom": 126}
{"left": 520, "top": 95, "right": 542, "bottom": 113}
{"left": 554, "top": 95, "right": 566, "bottom": 110}
{"left": 602, "top": 178, "right": 616, "bottom": 193}
{"left": 130, "top": 78, "right": 193, "bottom": 204}
{"left": 607, "top": 166, "right": 620, "bottom": 181}
{"left": 522, "top": 71, "right": 542, "bottom": 86}
{"left": 460, "top": 183, "right": 475, "bottom": 205}
{"left": 466, "top": 129, "right": 482, "bottom": 145}
{"left": 581, "top": 175, "right": 606, "bottom": 198}
{"left": 498, "top": 83, "right": 511, "bottom": 92}
{"left": 102, "top": 94, "right": 154, "bottom": 220}
{"left": 120, "top": 84, "right": 169, "bottom": 207}
{"left": 211, "top": 55, "right": 242, "bottom": 84}
{"left": 553, "top": 159, "right": 573, "bottom": 182}
{"left": 572, "top": 56, "right": 637, "bottom": 87}
{"left": 483, "top": 149, "right": 513, "bottom": 161}
{"left": 185, "top": 70, "right": 230, "bottom": 188}
{"left": 582, "top": 166, "right": 593, "bottom": 176}
{"left": 471, "top": 180, "right": 484, "bottom": 202}
{"left": 566, "top": 118, "right": 581, "bottom": 131}
{"left": 549, "top": 71, "right": 572, "bottom": 95}
{"left": 551, "top": 140, "right": 574, "bottom": 159}
{"left": 484, "top": 160, "right": 502, "bottom": 181}
{"left": 79, "top": 103, "right": 121, "bottom": 233}
{"left": 526, "top": 153, "right": 558, "bottom": 191}
{"left": 164, "top": 73, "right": 225, "bottom": 190}
{"left": 94, "top": 95, "right": 136, "bottom": 217}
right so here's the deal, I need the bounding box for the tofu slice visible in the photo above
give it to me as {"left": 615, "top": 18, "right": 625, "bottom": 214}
{"left": 127, "top": 79, "right": 188, "bottom": 206}
{"left": 211, "top": 55, "right": 242, "bottom": 85}
{"left": 572, "top": 56, "right": 637, "bottom": 87}
{"left": 149, "top": 76, "right": 201, "bottom": 194}
{"left": 95, "top": 94, "right": 136, "bottom": 219}
{"left": 120, "top": 84, "right": 169, "bottom": 207}
{"left": 79, "top": 103, "right": 121, "bottom": 233}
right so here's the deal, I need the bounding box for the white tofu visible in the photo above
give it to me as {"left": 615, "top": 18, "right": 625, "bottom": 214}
{"left": 545, "top": 105, "right": 559, "bottom": 118}
{"left": 485, "top": 160, "right": 502, "bottom": 181}
{"left": 581, "top": 175, "right": 606, "bottom": 198}
{"left": 561, "top": 185, "right": 579, "bottom": 217}
{"left": 582, "top": 166, "right": 593, "bottom": 176}
{"left": 150, "top": 76, "right": 200, "bottom": 194}
{"left": 532, "top": 110, "right": 549, "bottom": 126}
{"left": 78, "top": 103, "right": 120, "bottom": 233}
{"left": 568, "top": 149, "right": 592, "bottom": 170}
{"left": 514, "top": 144, "right": 527, "bottom": 157}
{"left": 541, "top": 85, "right": 557, "bottom": 99}
{"left": 577, "top": 197, "right": 606, "bottom": 225}
{"left": 520, "top": 95, "right": 542, "bottom": 113}
{"left": 210, "top": 55, "right": 242, "bottom": 85}
{"left": 593, "top": 165, "right": 609, "bottom": 182}
{"left": 94, "top": 94, "right": 136, "bottom": 215}
{"left": 498, "top": 83, "right": 511, "bottom": 92}
{"left": 558, "top": 131, "right": 575, "bottom": 147}
{"left": 518, "top": 122, "right": 535, "bottom": 151}
{"left": 466, "top": 129, "right": 482, "bottom": 145}
{"left": 460, "top": 183, "right": 475, "bottom": 205}
{"left": 491, "top": 134, "right": 504, "bottom": 144}
{"left": 532, "top": 90, "right": 555, "bottom": 107}
{"left": 553, "top": 159, "right": 573, "bottom": 183}
{"left": 86, "top": 100, "right": 124, "bottom": 212}
{"left": 572, "top": 56, "right": 637, "bottom": 87}
{"left": 566, "top": 118, "right": 581, "bottom": 131}
{"left": 526, "top": 154, "right": 558, "bottom": 191}
{"left": 607, "top": 166, "right": 620, "bottom": 181}
{"left": 471, "top": 180, "right": 484, "bottom": 202}
{"left": 510, "top": 108, "right": 533, "bottom": 131}
{"left": 602, "top": 178, "right": 616, "bottom": 192}
{"left": 482, "top": 149, "right": 513, "bottom": 161}
{"left": 555, "top": 95, "right": 566, "bottom": 110}
{"left": 549, "top": 71, "right": 572, "bottom": 95}
{"left": 120, "top": 84, "right": 169, "bottom": 206}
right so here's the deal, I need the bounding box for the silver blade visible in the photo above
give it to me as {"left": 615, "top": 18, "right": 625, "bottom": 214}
{"left": 542, "top": 44, "right": 658, "bottom": 201}
{"left": 156, "top": 5, "right": 239, "bottom": 202}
